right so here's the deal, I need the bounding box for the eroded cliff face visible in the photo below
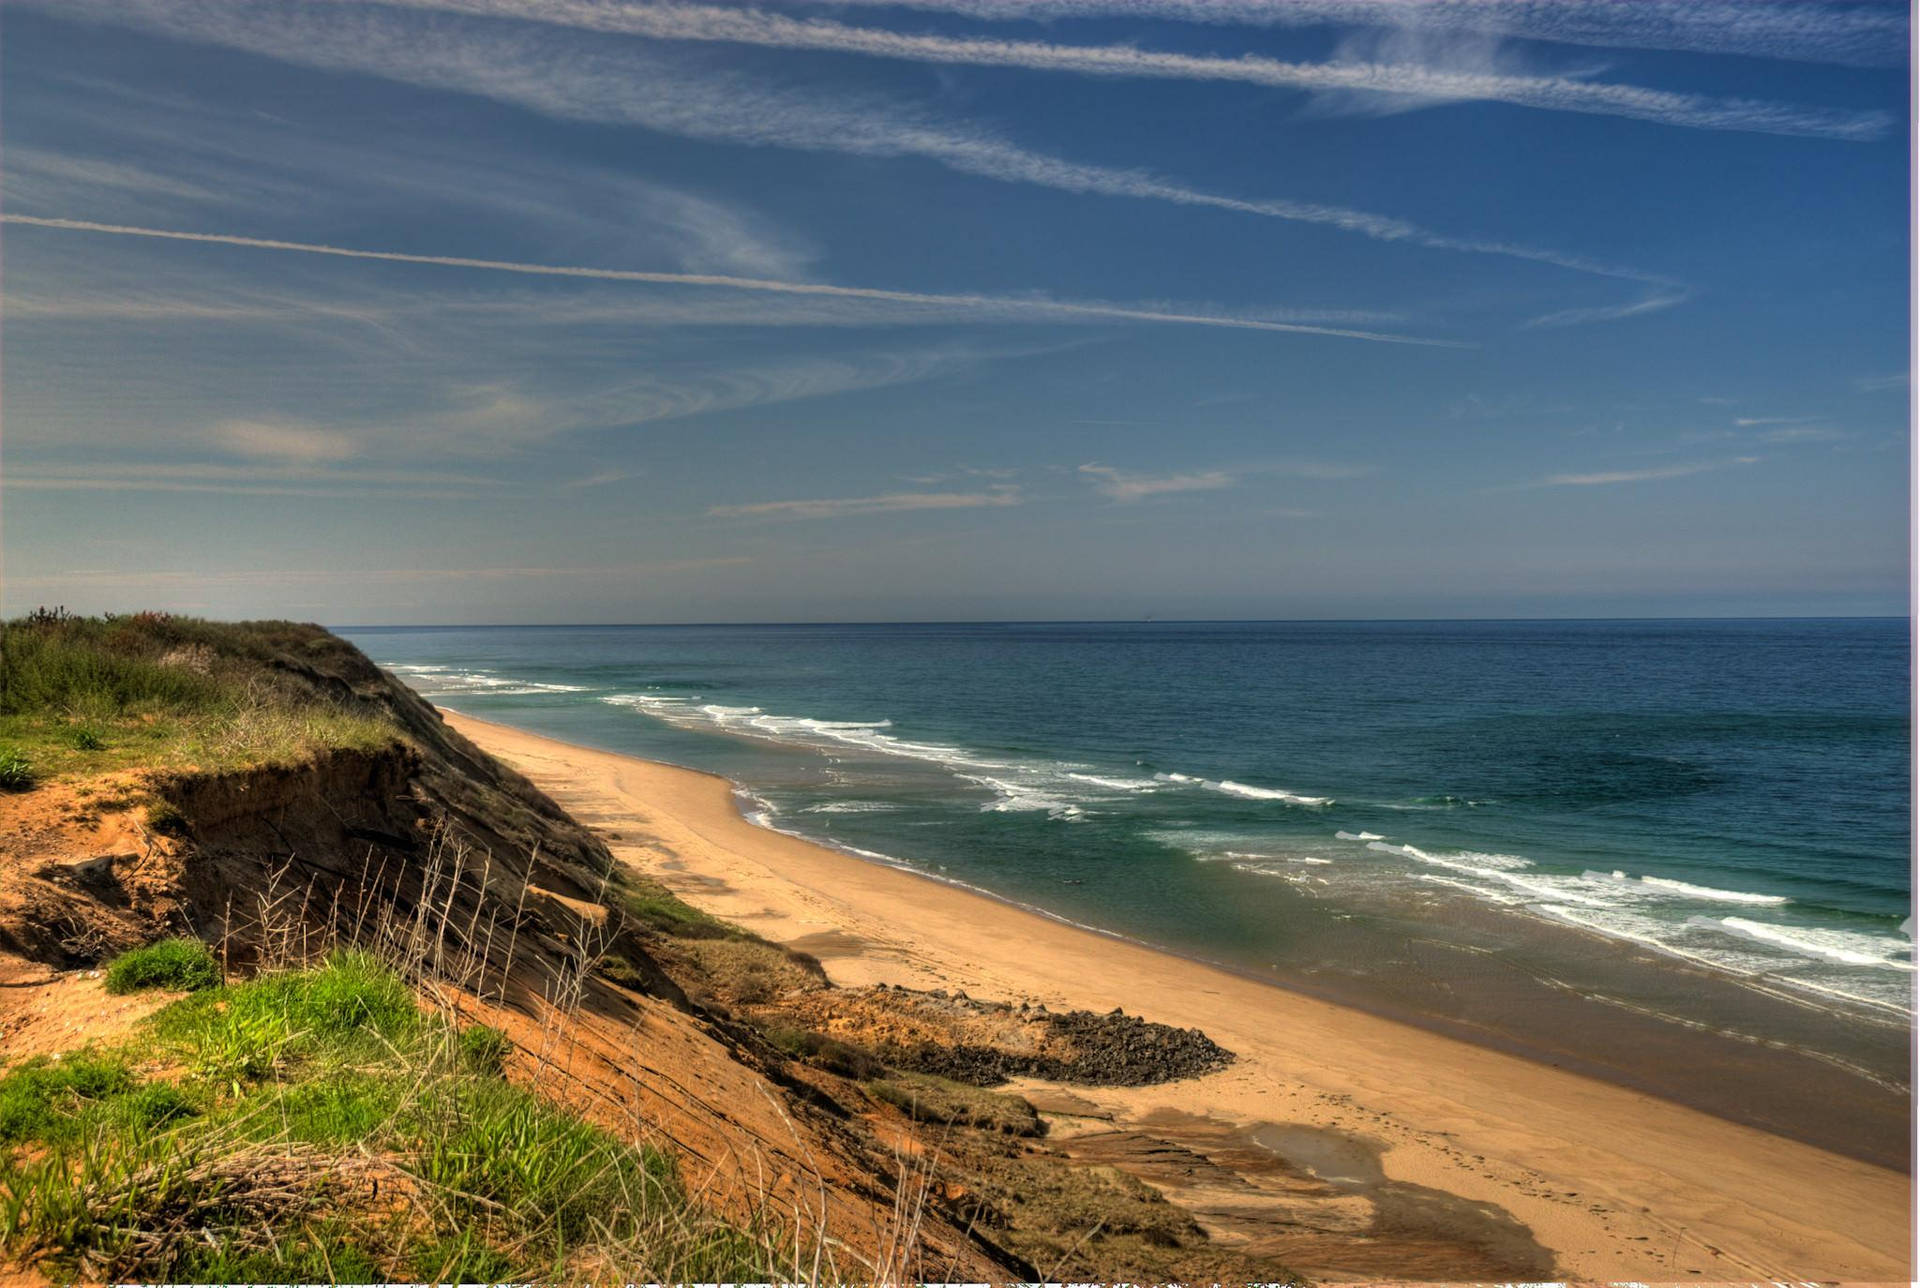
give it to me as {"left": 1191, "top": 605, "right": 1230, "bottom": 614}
{"left": 0, "top": 629, "right": 1023, "bottom": 1281}
{"left": 0, "top": 627, "right": 1318, "bottom": 1283}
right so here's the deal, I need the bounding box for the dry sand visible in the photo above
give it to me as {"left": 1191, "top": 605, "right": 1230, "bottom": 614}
{"left": 449, "top": 711, "right": 1912, "bottom": 1283}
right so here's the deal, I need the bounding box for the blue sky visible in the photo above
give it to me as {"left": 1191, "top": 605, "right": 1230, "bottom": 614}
{"left": 0, "top": 0, "right": 1908, "bottom": 623}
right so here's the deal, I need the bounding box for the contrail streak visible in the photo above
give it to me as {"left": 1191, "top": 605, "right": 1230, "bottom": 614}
{"left": 0, "top": 215, "right": 1469, "bottom": 346}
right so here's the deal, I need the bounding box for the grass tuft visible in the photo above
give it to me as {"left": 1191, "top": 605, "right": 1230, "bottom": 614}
{"left": 153, "top": 949, "right": 420, "bottom": 1081}
{"left": 0, "top": 1053, "right": 138, "bottom": 1145}
{"left": 104, "top": 939, "right": 222, "bottom": 995}
{"left": 142, "top": 800, "right": 188, "bottom": 838}
{"left": 615, "top": 880, "right": 745, "bottom": 939}
{"left": 0, "top": 953, "right": 792, "bottom": 1282}
{"left": 457, "top": 1024, "right": 513, "bottom": 1077}
{"left": 0, "top": 748, "right": 34, "bottom": 792}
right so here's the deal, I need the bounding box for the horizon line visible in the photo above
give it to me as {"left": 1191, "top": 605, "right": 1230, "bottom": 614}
{"left": 331, "top": 613, "right": 1911, "bottom": 630}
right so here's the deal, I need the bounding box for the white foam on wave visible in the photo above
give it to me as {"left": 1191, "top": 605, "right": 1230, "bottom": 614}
{"left": 1065, "top": 772, "right": 1162, "bottom": 792}
{"left": 1216, "top": 850, "right": 1334, "bottom": 866}
{"left": 604, "top": 692, "right": 1001, "bottom": 770}
{"left": 736, "top": 788, "right": 780, "bottom": 829}
{"left": 961, "top": 773, "right": 1086, "bottom": 821}
{"left": 800, "top": 801, "right": 899, "bottom": 814}
{"left": 1416, "top": 873, "right": 1523, "bottom": 905}
{"left": 1335, "top": 830, "right": 1384, "bottom": 841}
{"left": 1639, "top": 875, "right": 1789, "bottom": 906}
{"left": 1151, "top": 771, "right": 1332, "bottom": 806}
{"left": 1581, "top": 869, "right": 1789, "bottom": 907}
{"left": 1368, "top": 839, "right": 1913, "bottom": 1018}
{"left": 1367, "top": 840, "right": 1532, "bottom": 873}
{"left": 1212, "top": 779, "right": 1333, "bottom": 806}
{"left": 386, "top": 663, "right": 590, "bottom": 696}
{"left": 603, "top": 692, "right": 1146, "bottom": 821}
{"left": 1693, "top": 916, "right": 1916, "bottom": 971}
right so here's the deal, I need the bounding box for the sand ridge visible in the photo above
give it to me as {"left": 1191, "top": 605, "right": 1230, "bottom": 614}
{"left": 447, "top": 711, "right": 1913, "bottom": 1283}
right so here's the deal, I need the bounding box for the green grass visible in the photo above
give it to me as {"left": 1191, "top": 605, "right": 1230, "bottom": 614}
{"left": 0, "top": 611, "right": 401, "bottom": 783}
{"left": 152, "top": 949, "right": 420, "bottom": 1081}
{"left": 104, "top": 939, "right": 222, "bottom": 995}
{"left": 0, "top": 1053, "right": 140, "bottom": 1146}
{"left": 458, "top": 1023, "right": 513, "bottom": 1076}
{"left": 0, "top": 953, "right": 786, "bottom": 1281}
{"left": 615, "top": 879, "right": 747, "bottom": 939}
{"left": 0, "top": 747, "right": 33, "bottom": 792}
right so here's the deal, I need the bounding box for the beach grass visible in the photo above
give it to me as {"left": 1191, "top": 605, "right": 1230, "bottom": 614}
{"left": 0, "top": 609, "right": 399, "bottom": 784}
{"left": 103, "top": 938, "right": 223, "bottom": 995}
{"left": 0, "top": 950, "right": 786, "bottom": 1281}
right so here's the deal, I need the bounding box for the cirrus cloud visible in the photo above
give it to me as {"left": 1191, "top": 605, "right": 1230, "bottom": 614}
{"left": 708, "top": 487, "right": 1023, "bottom": 519}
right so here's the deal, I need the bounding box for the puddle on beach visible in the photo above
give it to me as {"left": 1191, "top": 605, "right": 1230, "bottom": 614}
{"left": 1050, "top": 1106, "right": 1557, "bottom": 1282}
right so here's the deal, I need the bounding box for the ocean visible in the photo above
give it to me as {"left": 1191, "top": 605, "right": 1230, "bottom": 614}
{"left": 344, "top": 618, "right": 1913, "bottom": 1156}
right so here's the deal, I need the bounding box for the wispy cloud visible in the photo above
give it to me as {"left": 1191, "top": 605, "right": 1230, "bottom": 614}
{"left": 1529, "top": 456, "right": 1758, "bottom": 487}
{"left": 1, "top": 215, "right": 1461, "bottom": 346}
{"left": 708, "top": 488, "right": 1023, "bottom": 519}
{"left": 1078, "top": 463, "right": 1237, "bottom": 501}
{"left": 1755, "top": 426, "right": 1846, "bottom": 444}
{"left": 207, "top": 419, "right": 357, "bottom": 463}
{"left": 19, "top": 1, "right": 1676, "bottom": 293}
{"left": 1524, "top": 292, "right": 1690, "bottom": 329}
{"left": 792, "top": 0, "right": 1908, "bottom": 68}
{"left": 5, "top": 556, "right": 752, "bottom": 590}
{"left": 1075, "top": 458, "right": 1366, "bottom": 500}
{"left": 2, "top": 458, "right": 507, "bottom": 498}
{"left": 351, "top": 0, "right": 1890, "bottom": 139}
{"left": 561, "top": 468, "right": 642, "bottom": 488}
{"left": 4, "top": 92, "right": 822, "bottom": 283}
{"left": 0, "top": 144, "right": 222, "bottom": 205}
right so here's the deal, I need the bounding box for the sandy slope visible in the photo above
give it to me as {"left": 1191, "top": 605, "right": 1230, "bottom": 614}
{"left": 448, "top": 711, "right": 1912, "bottom": 1283}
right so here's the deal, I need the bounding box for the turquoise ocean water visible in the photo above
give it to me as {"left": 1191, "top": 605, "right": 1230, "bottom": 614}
{"left": 345, "top": 619, "right": 1912, "bottom": 1155}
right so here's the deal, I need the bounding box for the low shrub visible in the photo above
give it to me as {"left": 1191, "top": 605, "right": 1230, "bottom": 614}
{"left": 0, "top": 749, "right": 33, "bottom": 792}
{"left": 143, "top": 800, "right": 188, "bottom": 838}
{"left": 457, "top": 1024, "right": 513, "bottom": 1077}
{"left": 763, "top": 1026, "right": 884, "bottom": 1080}
{"left": 617, "top": 883, "right": 741, "bottom": 939}
{"left": 104, "top": 939, "right": 221, "bottom": 995}
{"left": 868, "top": 1073, "right": 1043, "bottom": 1137}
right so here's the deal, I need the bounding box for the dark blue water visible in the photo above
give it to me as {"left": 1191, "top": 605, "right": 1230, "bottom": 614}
{"left": 346, "top": 619, "right": 1913, "bottom": 1104}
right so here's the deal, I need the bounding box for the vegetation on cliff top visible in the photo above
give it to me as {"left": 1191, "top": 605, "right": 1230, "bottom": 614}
{"left": 0, "top": 951, "right": 784, "bottom": 1281}
{"left": 0, "top": 608, "right": 398, "bottom": 785}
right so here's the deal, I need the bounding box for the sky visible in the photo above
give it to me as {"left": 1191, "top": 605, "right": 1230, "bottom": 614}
{"left": 0, "top": 0, "right": 1909, "bottom": 624}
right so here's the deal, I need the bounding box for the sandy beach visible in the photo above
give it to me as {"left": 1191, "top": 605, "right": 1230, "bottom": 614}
{"left": 448, "top": 711, "right": 1912, "bottom": 1283}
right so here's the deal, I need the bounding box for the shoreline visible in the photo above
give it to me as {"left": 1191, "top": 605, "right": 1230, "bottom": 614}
{"left": 447, "top": 710, "right": 1913, "bottom": 1282}
{"left": 744, "top": 776, "right": 1915, "bottom": 1122}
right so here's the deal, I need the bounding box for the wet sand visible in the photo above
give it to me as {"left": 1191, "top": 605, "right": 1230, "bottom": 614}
{"left": 450, "top": 711, "right": 1913, "bottom": 1282}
